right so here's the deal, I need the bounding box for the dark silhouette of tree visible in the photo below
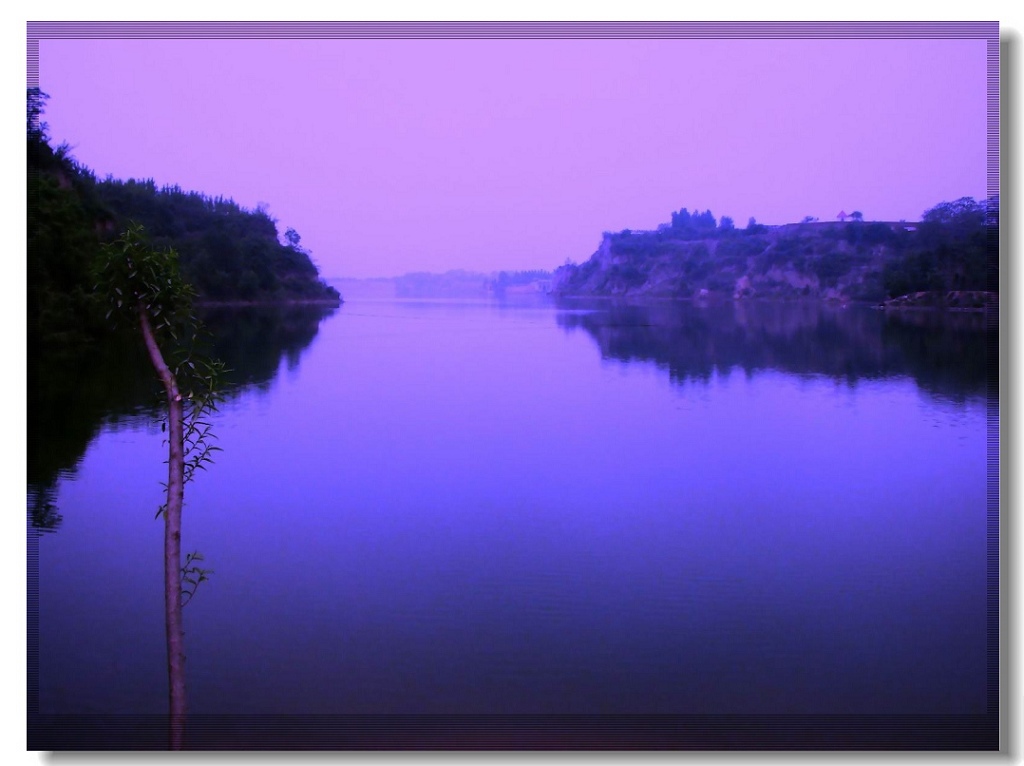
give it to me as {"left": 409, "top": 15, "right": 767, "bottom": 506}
{"left": 27, "top": 87, "right": 49, "bottom": 144}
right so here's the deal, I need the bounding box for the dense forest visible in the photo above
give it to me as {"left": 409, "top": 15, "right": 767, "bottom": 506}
{"left": 27, "top": 88, "right": 340, "bottom": 354}
{"left": 553, "top": 199, "right": 998, "bottom": 305}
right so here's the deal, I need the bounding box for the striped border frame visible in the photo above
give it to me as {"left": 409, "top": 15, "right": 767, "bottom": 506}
{"left": 984, "top": 33, "right": 1001, "bottom": 735}
{"left": 27, "top": 20, "right": 998, "bottom": 38}
{"left": 26, "top": 20, "right": 1002, "bottom": 751}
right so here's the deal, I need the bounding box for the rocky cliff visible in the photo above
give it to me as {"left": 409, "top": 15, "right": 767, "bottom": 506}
{"left": 552, "top": 215, "right": 992, "bottom": 306}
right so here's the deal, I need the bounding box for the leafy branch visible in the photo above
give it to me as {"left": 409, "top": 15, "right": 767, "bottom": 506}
{"left": 180, "top": 551, "right": 213, "bottom": 608}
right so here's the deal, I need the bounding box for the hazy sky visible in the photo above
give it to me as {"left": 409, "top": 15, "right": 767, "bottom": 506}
{"left": 38, "top": 34, "right": 989, "bottom": 278}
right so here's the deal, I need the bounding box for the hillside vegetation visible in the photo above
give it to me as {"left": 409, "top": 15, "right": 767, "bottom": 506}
{"left": 28, "top": 88, "right": 340, "bottom": 352}
{"left": 553, "top": 202, "right": 997, "bottom": 307}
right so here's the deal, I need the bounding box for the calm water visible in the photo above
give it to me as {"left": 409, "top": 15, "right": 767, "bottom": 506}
{"left": 31, "top": 297, "right": 992, "bottom": 717}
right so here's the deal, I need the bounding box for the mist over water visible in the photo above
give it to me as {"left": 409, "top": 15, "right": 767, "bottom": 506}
{"left": 33, "top": 297, "right": 990, "bottom": 716}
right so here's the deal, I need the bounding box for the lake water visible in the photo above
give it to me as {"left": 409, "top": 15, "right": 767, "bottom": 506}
{"left": 29, "top": 296, "right": 996, "bottom": 744}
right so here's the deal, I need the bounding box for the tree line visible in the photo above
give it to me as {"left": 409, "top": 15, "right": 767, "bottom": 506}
{"left": 27, "top": 88, "right": 340, "bottom": 355}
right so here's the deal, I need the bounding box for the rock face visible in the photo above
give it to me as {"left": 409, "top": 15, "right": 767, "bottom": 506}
{"left": 553, "top": 226, "right": 888, "bottom": 302}
{"left": 552, "top": 220, "right": 990, "bottom": 306}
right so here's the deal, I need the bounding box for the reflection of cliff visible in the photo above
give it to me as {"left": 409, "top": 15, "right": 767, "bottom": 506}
{"left": 27, "top": 304, "right": 337, "bottom": 525}
{"left": 555, "top": 299, "right": 990, "bottom": 400}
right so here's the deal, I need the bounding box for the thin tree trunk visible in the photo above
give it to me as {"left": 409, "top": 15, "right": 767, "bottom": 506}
{"left": 138, "top": 305, "right": 187, "bottom": 750}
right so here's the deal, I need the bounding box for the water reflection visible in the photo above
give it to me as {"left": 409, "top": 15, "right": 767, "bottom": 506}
{"left": 200, "top": 304, "right": 337, "bottom": 388}
{"left": 28, "top": 485, "right": 63, "bottom": 535}
{"left": 555, "top": 299, "right": 991, "bottom": 401}
{"left": 32, "top": 296, "right": 990, "bottom": 726}
{"left": 27, "top": 304, "right": 338, "bottom": 531}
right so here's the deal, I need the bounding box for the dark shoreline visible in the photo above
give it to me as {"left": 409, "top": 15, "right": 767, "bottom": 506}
{"left": 194, "top": 297, "right": 343, "bottom": 308}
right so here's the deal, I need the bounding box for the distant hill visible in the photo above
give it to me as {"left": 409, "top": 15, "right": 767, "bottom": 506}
{"left": 328, "top": 269, "right": 554, "bottom": 300}
{"left": 553, "top": 202, "right": 997, "bottom": 307}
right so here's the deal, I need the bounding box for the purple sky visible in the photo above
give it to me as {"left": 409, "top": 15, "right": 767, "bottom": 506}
{"left": 39, "top": 36, "right": 989, "bottom": 278}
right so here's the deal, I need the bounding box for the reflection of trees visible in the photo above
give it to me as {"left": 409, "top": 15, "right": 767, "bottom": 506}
{"left": 28, "top": 332, "right": 163, "bottom": 500}
{"left": 27, "top": 304, "right": 337, "bottom": 531}
{"left": 555, "top": 299, "right": 990, "bottom": 400}
{"left": 199, "top": 305, "right": 336, "bottom": 390}
{"left": 29, "top": 484, "right": 63, "bottom": 535}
